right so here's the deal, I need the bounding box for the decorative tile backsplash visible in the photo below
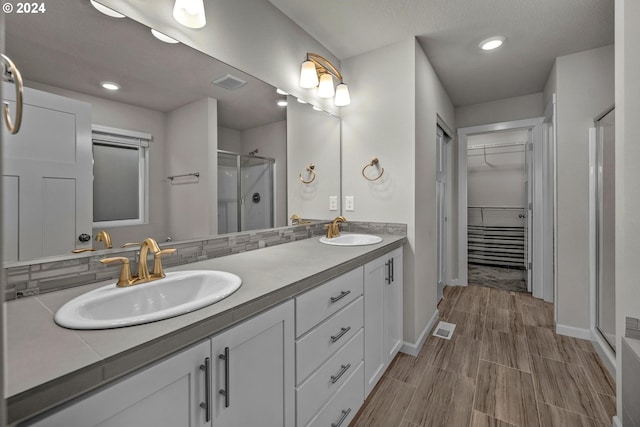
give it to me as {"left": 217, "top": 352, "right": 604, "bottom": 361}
{"left": 626, "top": 317, "right": 640, "bottom": 341}
{"left": 3, "top": 221, "right": 407, "bottom": 300}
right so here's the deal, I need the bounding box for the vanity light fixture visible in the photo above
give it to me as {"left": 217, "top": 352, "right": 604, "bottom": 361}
{"left": 100, "top": 81, "right": 120, "bottom": 91}
{"left": 151, "top": 29, "right": 179, "bottom": 44}
{"left": 90, "top": 0, "right": 125, "bottom": 18}
{"left": 299, "top": 53, "right": 351, "bottom": 106}
{"left": 173, "top": 0, "right": 206, "bottom": 29}
{"left": 479, "top": 36, "right": 505, "bottom": 51}
{"left": 277, "top": 99, "right": 288, "bottom": 107}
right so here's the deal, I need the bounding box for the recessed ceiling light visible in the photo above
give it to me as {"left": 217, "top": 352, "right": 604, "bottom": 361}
{"left": 277, "top": 99, "right": 288, "bottom": 107}
{"left": 312, "top": 106, "right": 322, "bottom": 112}
{"left": 100, "top": 81, "right": 121, "bottom": 91}
{"left": 296, "top": 98, "right": 307, "bottom": 104}
{"left": 479, "top": 36, "right": 505, "bottom": 51}
{"left": 276, "top": 88, "right": 288, "bottom": 95}
{"left": 151, "top": 29, "right": 179, "bottom": 44}
{"left": 90, "top": 0, "right": 125, "bottom": 18}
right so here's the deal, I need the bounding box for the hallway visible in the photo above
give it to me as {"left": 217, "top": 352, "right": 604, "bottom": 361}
{"left": 350, "top": 285, "right": 616, "bottom": 427}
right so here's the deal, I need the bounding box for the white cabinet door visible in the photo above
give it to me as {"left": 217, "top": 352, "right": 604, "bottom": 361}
{"left": 364, "top": 248, "right": 404, "bottom": 397}
{"left": 2, "top": 84, "right": 93, "bottom": 261}
{"left": 386, "top": 247, "right": 404, "bottom": 362}
{"left": 29, "top": 341, "right": 210, "bottom": 427}
{"left": 210, "top": 300, "right": 294, "bottom": 427}
{"left": 364, "top": 255, "right": 386, "bottom": 397}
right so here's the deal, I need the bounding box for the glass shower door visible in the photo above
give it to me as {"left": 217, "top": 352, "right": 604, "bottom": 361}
{"left": 217, "top": 151, "right": 275, "bottom": 234}
{"left": 595, "top": 108, "right": 616, "bottom": 351}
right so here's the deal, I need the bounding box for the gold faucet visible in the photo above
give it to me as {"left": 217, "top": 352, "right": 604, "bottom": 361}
{"left": 100, "top": 237, "right": 176, "bottom": 287}
{"left": 325, "top": 216, "right": 347, "bottom": 238}
{"left": 290, "top": 214, "right": 312, "bottom": 225}
{"left": 95, "top": 230, "right": 113, "bottom": 249}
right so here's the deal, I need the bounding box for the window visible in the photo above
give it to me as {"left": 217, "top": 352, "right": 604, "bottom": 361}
{"left": 92, "top": 125, "right": 151, "bottom": 226}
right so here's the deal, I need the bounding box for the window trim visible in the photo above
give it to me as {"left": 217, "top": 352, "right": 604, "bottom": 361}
{"left": 91, "top": 125, "right": 151, "bottom": 227}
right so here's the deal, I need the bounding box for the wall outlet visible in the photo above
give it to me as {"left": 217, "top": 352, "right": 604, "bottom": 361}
{"left": 329, "top": 196, "right": 338, "bottom": 211}
{"left": 345, "top": 196, "right": 355, "bottom": 211}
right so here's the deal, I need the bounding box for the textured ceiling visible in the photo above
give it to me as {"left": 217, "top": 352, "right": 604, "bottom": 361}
{"left": 5, "top": 0, "right": 285, "bottom": 130}
{"left": 268, "top": 0, "right": 614, "bottom": 106}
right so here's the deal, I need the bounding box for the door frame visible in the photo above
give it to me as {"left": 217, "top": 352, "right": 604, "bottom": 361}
{"left": 457, "top": 117, "right": 548, "bottom": 299}
{"left": 436, "top": 125, "right": 452, "bottom": 301}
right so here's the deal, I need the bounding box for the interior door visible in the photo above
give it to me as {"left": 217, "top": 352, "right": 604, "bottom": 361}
{"left": 2, "top": 84, "right": 92, "bottom": 261}
{"left": 524, "top": 136, "right": 533, "bottom": 291}
{"left": 436, "top": 127, "right": 448, "bottom": 301}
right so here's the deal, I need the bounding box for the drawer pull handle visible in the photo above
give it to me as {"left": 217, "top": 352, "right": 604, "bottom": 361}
{"left": 391, "top": 257, "right": 395, "bottom": 282}
{"left": 330, "top": 363, "right": 352, "bottom": 384}
{"left": 330, "top": 326, "right": 351, "bottom": 343}
{"left": 331, "top": 408, "right": 352, "bottom": 427}
{"left": 199, "top": 357, "right": 211, "bottom": 422}
{"left": 219, "top": 347, "right": 230, "bottom": 408}
{"left": 330, "top": 290, "right": 351, "bottom": 304}
{"left": 385, "top": 261, "right": 391, "bottom": 284}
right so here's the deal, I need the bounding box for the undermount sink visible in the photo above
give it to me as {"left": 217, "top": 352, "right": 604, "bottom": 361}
{"left": 319, "top": 233, "right": 383, "bottom": 246}
{"left": 54, "top": 270, "right": 242, "bottom": 330}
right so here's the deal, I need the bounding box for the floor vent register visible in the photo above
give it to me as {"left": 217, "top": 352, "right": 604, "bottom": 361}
{"left": 432, "top": 321, "right": 456, "bottom": 340}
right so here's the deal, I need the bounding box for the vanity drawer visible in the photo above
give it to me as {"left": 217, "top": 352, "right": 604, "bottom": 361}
{"left": 296, "top": 267, "right": 363, "bottom": 337}
{"left": 305, "top": 362, "right": 364, "bottom": 427}
{"left": 297, "top": 329, "right": 363, "bottom": 427}
{"left": 296, "top": 296, "right": 363, "bottom": 384}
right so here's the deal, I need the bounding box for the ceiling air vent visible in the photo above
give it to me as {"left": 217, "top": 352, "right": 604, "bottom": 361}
{"left": 212, "top": 74, "right": 247, "bottom": 90}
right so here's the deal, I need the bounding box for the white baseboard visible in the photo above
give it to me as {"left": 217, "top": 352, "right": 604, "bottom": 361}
{"left": 555, "top": 324, "right": 591, "bottom": 340}
{"left": 400, "top": 309, "right": 439, "bottom": 357}
{"left": 590, "top": 328, "right": 616, "bottom": 378}
{"left": 612, "top": 415, "right": 621, "bottom": 427}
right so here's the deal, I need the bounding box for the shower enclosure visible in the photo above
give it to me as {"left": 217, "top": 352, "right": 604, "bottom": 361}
{"left": 594, "top": 107, "right": 616, "bottom": 351}
{"left": 217, "top": 151, "right": 275, "bottom": 234}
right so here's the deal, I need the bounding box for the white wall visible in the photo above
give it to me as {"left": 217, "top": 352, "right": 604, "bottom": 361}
{"left": 414, "top": 40, "right": 456, "bottom": 343}
{"left": 287, "top": 99, "right": 340, "bottom": 221}
{"left": 342, "top": 38, "right": 454, "bottom": 345}
{"left": 24, "top": 81, "right": 169, "bottom": 246}
{"left": 467, "top": 131, "right": 527, "bottom": 209}
{"left": 166, "top": 98, "right": 218, "bottom": 240}
{"left": 242, "top": 120, "right": 287, "bottom": 227}
{"left": 455, "top": 93, "right": 544, "bottom": 128}
{"left": 218, "top": 127, "right": 241, "bottom": 153}
{"left": 553, "top": 45, "right": 614, "bottom": 331}
{"left": 615, "top": 0, "right": 640, "bottom": 419}
{"left": 100, "top": 0, "right": 341, "bottom": 116}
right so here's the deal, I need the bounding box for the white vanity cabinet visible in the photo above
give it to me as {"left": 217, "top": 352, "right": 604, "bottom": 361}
{"left": 28, "top": 300, "right": 294, "bottom": 427}
{"left": 210, "top": 300, "right": 295, "bottom": 427}
{"left": 28, "top": 340, "right": 211, "bottom": 427}
{"left": 364, "top": 247, "right": 404, "bottom": 397}
{"left": 295, "top": 267, "right": 365, "bottom": 427}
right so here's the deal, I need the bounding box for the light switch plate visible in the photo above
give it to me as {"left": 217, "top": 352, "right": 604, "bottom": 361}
{"left": 345, "top": 196, "right": 355, "bottom": 211}
{"left": 329, "top": 196, "right": 338, "bottom": 211}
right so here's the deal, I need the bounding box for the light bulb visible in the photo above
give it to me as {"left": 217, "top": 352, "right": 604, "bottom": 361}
{"left": 173, "top": 0, "right": 206, "bottom": 28}
{"left": 317, "top": 74, "right": 334, "bottom": 98}
{"left": 334, "top": 83, "right": 351, "bottom": 106}
{"left": 299, "top": 60, "right": 319, "bottom": 88}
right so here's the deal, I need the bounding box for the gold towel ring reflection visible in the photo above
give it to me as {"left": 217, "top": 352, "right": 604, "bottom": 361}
{"left": 1, "top": 54, "right": 23, "bottom": 134}
{"left": 362, "top": 157, "right": 384, "bottom": 181}
{"left": 299, "top": 163, "right": 316, "bottom": 184}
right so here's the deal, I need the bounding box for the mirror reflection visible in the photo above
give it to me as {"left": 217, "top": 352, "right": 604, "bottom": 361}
{"left": 2, "top": 0, "right": 340, "bottom": 263}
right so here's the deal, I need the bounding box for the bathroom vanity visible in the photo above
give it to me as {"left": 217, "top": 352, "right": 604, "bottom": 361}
{"left": 6, "top": 234, "right": 406, "bottom": 426}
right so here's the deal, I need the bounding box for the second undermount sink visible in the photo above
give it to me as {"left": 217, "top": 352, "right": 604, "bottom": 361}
{"left": 319, "top": 233, "right": 383, "bottom": 246}
{"left": 54, "top": 270, "right": 242, "bottom": 330}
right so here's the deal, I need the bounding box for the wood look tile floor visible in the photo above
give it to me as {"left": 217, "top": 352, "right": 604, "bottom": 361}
{"left": 350, "top": 285, "right": 616, "bottom": 427}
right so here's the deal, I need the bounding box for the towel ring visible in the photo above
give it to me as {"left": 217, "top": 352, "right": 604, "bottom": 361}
{"left": 1, "top": 54, "right": 23, "bottom": 135}
{"left": 362, "top": 157, "right": 384, "bottom": 181}
{"left": 299, "top": 163, "right": 316, "bottom": 184}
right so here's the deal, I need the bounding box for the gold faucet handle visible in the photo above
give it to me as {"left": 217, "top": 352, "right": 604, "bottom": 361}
{"left": 100, "top": 257, "right": 134, "bottom": 287}
{"left": 72, "top": 248, "right": 96, "bottom": 253}
{"left": 121, "top": 242, "right": 140, "bottom": 248}
{"left": 152, "top": 248, "right": 177, "bottom": 278}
